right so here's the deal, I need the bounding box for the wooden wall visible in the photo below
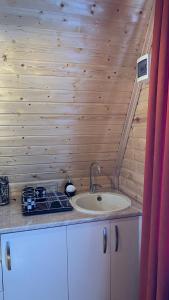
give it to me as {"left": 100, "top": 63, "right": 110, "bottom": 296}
{"left": 119, "top": 82, "right": 149, "bottom": 203}
{"left": 0, "top": 0, "right": 153, "bottom": 197}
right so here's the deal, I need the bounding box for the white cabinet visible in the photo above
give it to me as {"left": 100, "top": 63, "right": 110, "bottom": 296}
{"left": 1, "top": 226, "right": 68, "bottom": 300}
{"left": 0, "top": 261, "right": 3, "bottom": 300}
{"left": 67, "top": 221, "right": 110, "bottom": 300}
{"left": 0, "top": 216, "right": 141, "bottom": 300}
{"left": 0, "top": 261, "right": 2, "bottom": 292}
{"left": 110, "top": 217, "right": 141, "bottom": 300}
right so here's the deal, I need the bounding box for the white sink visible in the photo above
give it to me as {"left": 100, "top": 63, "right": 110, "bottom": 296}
{"left": 70, "top": 192, "right": 131, "bottom": 215}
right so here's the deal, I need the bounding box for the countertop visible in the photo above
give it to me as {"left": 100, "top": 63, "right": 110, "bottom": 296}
{"left": 0, "top": 195, "right": 142, "bottom": 235}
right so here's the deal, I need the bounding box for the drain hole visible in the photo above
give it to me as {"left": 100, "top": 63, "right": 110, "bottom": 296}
{"left": 97, "top": 195, "right": 102, "bottom": 201}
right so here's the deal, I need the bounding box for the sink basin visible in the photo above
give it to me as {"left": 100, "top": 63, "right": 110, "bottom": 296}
{"left": 70, "top": 192, "right": 131, "bottom": 215}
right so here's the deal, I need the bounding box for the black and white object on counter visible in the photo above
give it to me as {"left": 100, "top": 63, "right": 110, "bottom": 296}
{"left": 0, "top": 176, "right": 9, "bottom": 206}
{"left": 21, "top": 186, "right": 73, "bottom": 216}
{"left": 22, "top": 187, "right": 36, "bottom": 212}
{"left": 35, "top": 186, "right": 47, "bottom": 202}
{"left": 64, "top": 177, "right": 76, "bottom": 197}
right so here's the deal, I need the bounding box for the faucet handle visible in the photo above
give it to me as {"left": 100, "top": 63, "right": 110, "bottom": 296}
{"left": 92, "top": 183, "right": 102, "bottom": 193}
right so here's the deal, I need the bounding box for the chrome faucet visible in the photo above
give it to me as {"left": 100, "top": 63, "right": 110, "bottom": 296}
{"left": 90, "top": 162, "right": 101, "bottom": 193}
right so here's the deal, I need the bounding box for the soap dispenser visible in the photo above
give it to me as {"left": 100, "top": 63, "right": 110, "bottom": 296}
{"left": 64, "top": 176, "right": 76, "bottom": 197}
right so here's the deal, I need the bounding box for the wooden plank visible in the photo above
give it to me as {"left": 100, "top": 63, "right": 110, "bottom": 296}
{"left": 0, "top": 7, "right": 151, "bottom": 39}
{"left": 9, "top": 169, "right": 115, "bottom": 185}
{"left": 0, "top": 144, "right": 118, "bottom": 156}
{"left": 120, "top": 167, "right": 144, "bottom": 185}
{"left": 130, "top": 125, "right": 147, "bottom": 138}
{"left": 119, "top": 177, "right": 143, "bottom": 203}
{"left": 138, "top": 85, "right": 149, "bottom": 102}
{"left": 0, "top": 46, "right": 139, "bottom": 67}
{"left": 133, "top": 116, "right": 147, "bottom": 126}
{"left": 0, "top": 0, "right": 152, "bottom": 21}
{"left": 122, "top": 159, "right": 145, "bottom": 175}
{"left": 0, "top": 0, "right": 152, "bottom": 10}
{"left": 0, "top": 39, "right": 140, "bottom": 57}
{"left": 135, "top": 101, "right": 148, "bottom": 116}
{"left": 0, "top": 135, "right": 120, "bottom": 147}
{"left": 0, "top": 75, "right": 134, "bottom": 92}
{"left": 127, "top": 137, "right": 146, "bottom": 151}
{"left": 0, "top": 160, "right": 115, "bottom": 176}
{"left": 0, "top": 27, "right": 142, "bottom": 52}
{"left": 0, "top": 60, "right": 136, "bottom": 81}
{"left": 119, "top": 175, "right": 143, "bottom": 191}
{"left": 0, "top": 124, "right": 123, "bottom": 137}
{"left": 0, "top": 89, "right": 131, "bottom": 104}
{"left": 124, "top": 149, "right": 145, "bottom": 163}
{"left": 0, "top": 152, "right": 117, "bottom": 166}
{"left": 0, "top": 102, "right": 129, "bottom": 115}
{"left": 0, "top": 114, "right": 125, "bottom": 126}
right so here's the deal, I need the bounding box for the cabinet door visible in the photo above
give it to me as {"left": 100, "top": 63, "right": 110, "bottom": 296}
{"left": 0, "top": 261, "right": 2, "bottom": 292}
{"left": 111, "top": 217, "right": 141, "bottom": 300}
{"left": 67, "top": 221, "right": 110, "bottom": 300}
{"left": 1, "top": 226, "right": 68, "bottom": 300}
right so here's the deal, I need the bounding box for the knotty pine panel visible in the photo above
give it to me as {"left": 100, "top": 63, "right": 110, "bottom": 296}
{"left": 0, "top": 152, "right": 117, "bottom": 166}
{"left": 0, "top": 0, "right": 152, "bottom": 21}
{"left": 0, "top": 61, "right": 136, "bottom": 81}
{"left": 0, "top": 135, "right": 120, "bottom": 147}
{"left": 0, "top": 160, "right": 115, "bottom": 176}
{"left": 10, "top": 174, "right": 114, "bottom": 186}
{"left": 0, "top": 28, "right": 142, "bottom": 52}
{"left": 0, "top": 124, "right": 123, "bottom": 137}
{"left": 0, "top": 0, "right": 153, "bottom": 197}
{"left": 0, "top": 75, "right": 134, "bottom": 91}
{"left": 0, "top": 102, "right": 129, "bottom": 114}
{"left": 0, "top": 89, "right": 132, "bottom": 103}
{"left": 0, "top": 114, "right": 125, "bottom": 126}
{"left": 119, "top": 82, "right": 149, "bottom": 203}
{"left": 0, "top": 144, "right": 118, "bottom": 156}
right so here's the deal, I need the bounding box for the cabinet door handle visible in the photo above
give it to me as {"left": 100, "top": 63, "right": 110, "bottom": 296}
{"left": 5, "top": 242, "right": 11, "bottom": 271}
{"left": 103, "top": 227, "right": 108, "bottom": 254}
{"left": 115, "top": 225, "right": 119, "bottom": 252}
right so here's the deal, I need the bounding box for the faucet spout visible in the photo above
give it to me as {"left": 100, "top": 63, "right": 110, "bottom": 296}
{"left": 89, "top": 161, "right": 101, "bottom": 193}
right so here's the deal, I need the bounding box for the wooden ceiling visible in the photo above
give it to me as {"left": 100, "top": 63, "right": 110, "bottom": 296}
{"left": 0, "top": 0, "right": 153, "bottom": 195}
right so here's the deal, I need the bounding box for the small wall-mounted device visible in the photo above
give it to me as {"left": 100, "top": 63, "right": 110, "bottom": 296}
{"left": 137, "top": 54, "right": 149, "bottom": 82}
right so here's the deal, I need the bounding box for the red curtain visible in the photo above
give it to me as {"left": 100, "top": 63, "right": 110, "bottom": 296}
{"left": 139, "top": 0, "right": 169, "bottom": 299}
